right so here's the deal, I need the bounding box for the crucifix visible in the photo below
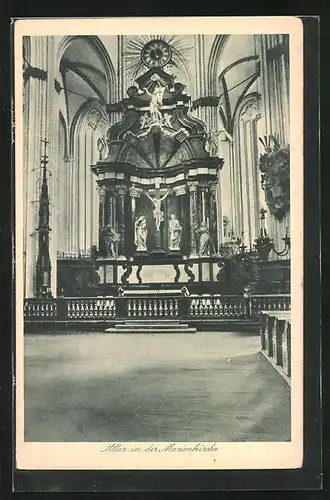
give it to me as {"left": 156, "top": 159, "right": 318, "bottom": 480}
{"left": 145, "top": 188, "right": 169, "bottom": 252}
{"left": 145, "top": 189, "right": 169, "bottom": 231}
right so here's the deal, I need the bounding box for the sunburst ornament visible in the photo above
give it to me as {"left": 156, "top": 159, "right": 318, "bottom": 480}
{"left": 125, "top": 35, "right": 192, "bottom": 80}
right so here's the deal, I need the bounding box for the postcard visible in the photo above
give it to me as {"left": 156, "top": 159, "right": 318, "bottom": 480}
{"left": 14, "top": 16, "right": 304, "bottom": 474}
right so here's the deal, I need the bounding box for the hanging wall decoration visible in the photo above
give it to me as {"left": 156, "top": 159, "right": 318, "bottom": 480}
{"left": 258, "top": 134, "right": 290, "bottom": 221}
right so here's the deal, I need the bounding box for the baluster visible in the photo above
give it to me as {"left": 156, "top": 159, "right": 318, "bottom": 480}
{"left": 132, "top": 299, "right": 137, "bottom": 317}
{"left": 159, "top": 299, "right": 163, "bottom": 317}
{"left": 143, "top": 299, "right": 147, "bottom": 317}
{"left": 73, "top": 300, "right": 78, "bottom": 319}
{"left": 138, "top": 300, "right": 142, "bottom": 316}
{"left": 80, "top": 300, "right": 84, "bottom": 319}
{"left": 128, "top": 299, "right": 132, "bottom": 317}
{"left": 153, "top": 300, "right": 158, "bottom": 317}
{"left": 69, "top": 301, "right": 74, "bottom": 319}
{"left": 174, "top": 299, "right": 179, "bottom": 317}
{"left": 210, "top": 298, "right": 215, "bottom": 316}
{"left": 169, "top": 300, "right": 174, "bottom": 316}
{"left": 164, "top": 299, "right": 168, "bottom": 316}
{"left": 214, "top": 298, "right": 219, "bottom": 316}
{"left": 199, "top": 298, "right": 204, "bottom": 317}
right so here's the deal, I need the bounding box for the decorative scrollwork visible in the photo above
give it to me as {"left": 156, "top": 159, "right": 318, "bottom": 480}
{"left": 216, "top": 259, "right": 227, "bottom": 281}
{"left": 184, "top": 263, "right": 195, "bottom": 283}
{"left": 121, "top": 263, "right": 133, "bottom": 285}
{"left": 173, "top": 263, "right": 180, "bottom": 283}
{"left": 136, "top": 264, "right": 143, "bottom": 285}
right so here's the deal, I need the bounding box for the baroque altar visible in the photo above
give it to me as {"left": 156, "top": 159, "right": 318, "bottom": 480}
{"left": 91, "top": 63, "right": 224, "bottom": 286}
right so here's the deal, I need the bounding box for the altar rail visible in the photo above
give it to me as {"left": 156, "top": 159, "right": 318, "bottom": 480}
{"left": 24, "top": 294, "right": 290, "bottom": 322}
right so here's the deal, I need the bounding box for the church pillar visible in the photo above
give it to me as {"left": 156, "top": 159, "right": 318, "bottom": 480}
{"left": 117, "top": 185, "right": 127, "bottom": 258}
{"left": 188, "top": 181, "right": 198, "bottom": 257}
{"left": 106, "top": 184, "right": 117, "bottom": 229}
{"left": 209, "top": 181, "right": 218, "bottom": 253}
{"left": 98, "top": 185, "right": 106, "bottom": 254}
{"left": 129, "top": 187, "right": 141, "bottom": 254}
{"left": 64, "top": 156, "right": 74, "bottom": 253}
{"left": 198, "top": 183, "right": 208, "bottom": 224}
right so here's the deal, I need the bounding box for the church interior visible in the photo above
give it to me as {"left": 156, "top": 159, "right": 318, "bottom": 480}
{"left": 22, "top": 34, "right": 291, "bottom": 441}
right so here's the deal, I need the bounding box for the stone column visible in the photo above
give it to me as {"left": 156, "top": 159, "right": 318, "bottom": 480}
{"left": 63, "top": 156, "right": 74, "bottom": 253}
{"left": 198, "top": 183, "right": 207, "bottom": 224}
{"left": 129, "top": 186, "right": 141, "bottom": 254}
{"left": 117, "top": 185, "right": 127, "bottom": 258}
{"left": 188, "top": 181, "right": 198, "bottom": 257}
{"left": 173, "top": 184, "right": 187, "bottom": 253}
{"left": 209, "top": 181, "right": 218, "bottom": 253}
{"left": 98, "top": 185, "right": 107, "bottom": 254}
{"left": 106, "top": 184, "right": 117, "bottom": 229}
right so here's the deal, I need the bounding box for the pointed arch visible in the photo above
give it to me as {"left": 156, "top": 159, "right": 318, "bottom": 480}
{"left": 207, "top": 35, "right": 229, "bottom": 96}
{"left": 69, "top": 98, "right": 108, "bottom": 157}
{"left": 59, "top": 111, "right": 68, "bottom": 158}
{"left": 57, "top": 35, "right": 116, "bottom": 104}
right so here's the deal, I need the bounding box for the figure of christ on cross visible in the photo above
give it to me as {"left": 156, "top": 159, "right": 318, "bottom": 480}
{"left": 145, "top": 190, "right": 169, "bottom": 231}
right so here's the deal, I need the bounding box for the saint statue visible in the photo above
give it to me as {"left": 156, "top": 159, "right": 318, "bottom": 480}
{"left": 143, "top": 82, "right": 165, "bottom": 124}
{"left": 97, "top": 136, "right": 109, "bottom": 161}
{"left": 134, "top": 216, "right": 148, "bottom": 252}
{"left": 195, "top": 223, "right": 215, "bottom": 256}
{"left": 204, "top": 129, "right": 221, "bottom": 157}
{"left": 145, "top": 190, "right": 169, "bottom": 231}
{"left": 103, "top": 224, "right": 121, "bottom": 258}
{"left": 169, "top": 214, "right": 182, "bottom": 251}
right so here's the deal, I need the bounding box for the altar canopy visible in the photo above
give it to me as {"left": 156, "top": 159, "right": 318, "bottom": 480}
{"left": 92, "top": 66, "right": 224, "bottom": 261}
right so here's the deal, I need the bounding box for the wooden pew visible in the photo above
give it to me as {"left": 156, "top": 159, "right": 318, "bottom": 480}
{"left": 260, "top": 311, "right": 291, "bottom": 385}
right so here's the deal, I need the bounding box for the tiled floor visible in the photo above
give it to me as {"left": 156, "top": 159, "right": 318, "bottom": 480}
{"left": 24, "top": 330, "right": 290, "bottom": 442}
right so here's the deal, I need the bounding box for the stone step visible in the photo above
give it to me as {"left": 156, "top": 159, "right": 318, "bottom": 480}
{"left": 115, "top": 321, "right": 189, "bottom": 330}
{"left": 104, "top": 327, "right": 197, "bottom": 334}
{"left": 116, "top": 323, "right": 190, "bottom": 330}
{"left": 123, "top": 319, "right": 182, "bottom": 324}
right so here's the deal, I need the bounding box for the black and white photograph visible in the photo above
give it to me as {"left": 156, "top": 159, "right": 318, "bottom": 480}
{"left": 14, "top": 17, "right": 304, "bottom": 472}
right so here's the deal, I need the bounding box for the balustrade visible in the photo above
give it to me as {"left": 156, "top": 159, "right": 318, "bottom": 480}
{"left": 24, "top": 299, "right": 58, "bottom": 319}
{"left": 188, "top": 295, "right": 247, "bottom": 319}
{"left": 66, "top": 298, "right": 116, "bottom": 320}
{"left": 126, "top": 297, "right": 179, "bottom": 318}
{"left": 24, "top": 294, "right": 291, "bottom": 323}
{"left": 250, "top": 294, "right": 291, "bottom": 318}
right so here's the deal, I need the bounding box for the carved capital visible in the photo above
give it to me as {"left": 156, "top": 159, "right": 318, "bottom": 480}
{"left": 129, "top": 187, "right": 142, "bottom": 198}
{"left": 173, "top": 185, "right": 186, "bottom": 196}
{"left": 98, "top": 185, "right": 107, "bottom": 199}
{"left": 106, "top": 184, "right": 117, "bottom": 194}
{"left": 209, "top": 182, "right": 218, "bottom": 193}
{"left": 188, "top": 181, "right": 198, "bottom": 193}
{"left": 117, "top": 185, "right": 127, "bottom": 196}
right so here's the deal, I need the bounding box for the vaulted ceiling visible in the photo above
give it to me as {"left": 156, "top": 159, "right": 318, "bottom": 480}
{"left": 58, "top": 37, "right": 108, "bottom": 127}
